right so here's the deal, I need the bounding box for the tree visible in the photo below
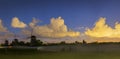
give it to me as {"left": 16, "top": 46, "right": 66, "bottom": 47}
{"left": 3, "top": 40, "right": 9, "bottom": 46}
{"left": 83, "top": 40, "right": 87, "bottom": 44}
{"left": 10, "top": 38, "right": 19, "bottom": 46}
{"left": 36, "top": 40, "right": 43, "bottom": 46}
{"left": 14, "top": 39, "right": 19, "bottom": 46}
{"left": 19, "top": 41, "right": 25, "bottom": 46}
{"left": 75, "top": 41, "right": 80, "bottom": 44}
{"left": 60, "top": 41, "right": 66, "bottom": 45}
{"left": 30, "top": 35, "right": 43, "bottom": 46}
{"left": 30, "top": 35, "right": 37, "bottom": 46}
{"left": 25, "top": 42, "right": 30, "bottom": 46}
{"left": 10, "top": 41, "right": 15, "bottom": 46}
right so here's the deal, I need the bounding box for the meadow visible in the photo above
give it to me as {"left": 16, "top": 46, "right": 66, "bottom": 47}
{"left": 1, "top": 44, "right": 120, "bottom": 59}
{"left": 0, "top": 51, "right": 120, "bottom": 59}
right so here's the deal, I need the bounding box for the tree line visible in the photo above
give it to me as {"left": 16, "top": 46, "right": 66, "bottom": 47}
{"left": 1, "top": 36, "right": 43, "bottom": 47}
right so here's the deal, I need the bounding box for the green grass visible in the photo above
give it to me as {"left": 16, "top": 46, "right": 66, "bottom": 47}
{"left": 0, "top": 52, "right": 120, "bottom": 59}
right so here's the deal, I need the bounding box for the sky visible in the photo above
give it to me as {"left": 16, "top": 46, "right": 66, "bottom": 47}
{"left": 1, "top": 0, "right": 120, "bottom": 43}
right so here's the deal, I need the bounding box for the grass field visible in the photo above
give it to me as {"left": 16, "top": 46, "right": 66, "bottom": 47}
{"left": 1, "top": 44, "right": 120, "bottom": 59}
{"left": 0, "top": 51, "right": 120, "bottom": 59}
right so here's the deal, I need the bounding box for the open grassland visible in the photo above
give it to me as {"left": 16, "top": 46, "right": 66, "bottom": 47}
{"left": 1, "top": 52, "right": 120, "bottom": 59}
{"left": 1, "top": 44, "right": 120, "bottom": 59}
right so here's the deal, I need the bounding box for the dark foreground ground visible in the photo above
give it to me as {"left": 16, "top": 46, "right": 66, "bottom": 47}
{"left": 1, "top": 44, "right": 120, "bottom": 59}
{"left": 0, "top": 51, "right": 120, "bottom": 59}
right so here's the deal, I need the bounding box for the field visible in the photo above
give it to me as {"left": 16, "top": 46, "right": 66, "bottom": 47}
{"left": 1, "top": 44, "right": 120, "bottom": 59}
{"left": 0, "top": 52, "right": 120, "bottom": 59}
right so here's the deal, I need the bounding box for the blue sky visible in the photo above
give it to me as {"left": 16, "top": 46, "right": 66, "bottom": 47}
{"left": 0, "top": 0, "right": 120, "bottom": 32}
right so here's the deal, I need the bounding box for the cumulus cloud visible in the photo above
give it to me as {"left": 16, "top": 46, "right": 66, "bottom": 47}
{"left": 11, "top": 17, "right": 27, "bottom": 28}
{"left": 34, "top": 17, "right": 80, "bottom": 38}
{"left": 0, "top": 19, "right": 8, "bottom": 32}
{"left": 29, "top": 18, "right": 39, "bottom": 28}
{"left": 85, "top": 17, "right": 120, "bottom": 38}
{"left": 23, "top": 17, "right": 80, "bottom": 38}
{"left": 49, "top": 17, "right": 67, "bottom": 32}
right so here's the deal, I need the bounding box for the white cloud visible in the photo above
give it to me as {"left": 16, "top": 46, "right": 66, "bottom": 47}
{"left": 11, "top": 17, "right": 27, "bottom": 28}
{"left": 29, "top": 18, "right": 39, "bottom": 28}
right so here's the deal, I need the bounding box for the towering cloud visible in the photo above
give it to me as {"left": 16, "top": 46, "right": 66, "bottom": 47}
{"left": 50, "top": 17, "right": 67, "bottom": 32}
{"left": 0, "top": 19, "right": 8, "bottom": 32}
{"left": 85, "top": 17, "right": 120, "bottom": 38}
{"left": 25, "top": 17, "right": 80, "bottom": 38}
{"left": 11, "top": 17, "right": 27, "bottom": 28}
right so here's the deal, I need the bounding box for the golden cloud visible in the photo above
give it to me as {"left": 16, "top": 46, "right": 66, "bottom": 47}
{"left": 85, "top": 17, "right": 120, "bottom": 38}
{"left": 24, "top": 17, "right": 80, "bottom": 38}
{"left": 11, "top": 17, "right": 27, "bottom": 28}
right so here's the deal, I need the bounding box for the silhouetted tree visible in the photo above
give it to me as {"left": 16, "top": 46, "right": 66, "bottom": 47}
{"left": 14, "top": 39, "right": 19, "bottom": 46}
{"left": 75, "top": 41, "right": 80, "bottom": 44}
{"left": 36, "top": 40, "right": 43, "bottom": 46}
{"left": 30, "top": 35, "right": 43, "bottom": 46}
{"left": 19, "top": 41, "right": 25, "bottom": 46}
{"left": 10, "top": 41, "right": 15, "bottom": 46}
{"left": 60, "top": 41, "right": 66, "bottom": 45}
{"left": 83, "top": 40, "right": 87, "bottom": 44}
{"left": 25, "top": 42, "right": 30, "bottom": 46}
{"left": 5, "top": 40, "right": 9, "bottom": 46}
{"left": 30, "top": 35, "right": 37, "bottom": 46}
{"left": 10, "top": 38, "right": 19, "bottom": 46}
{"left": 2, "top": 40, "right": 9, "bottom": 46}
